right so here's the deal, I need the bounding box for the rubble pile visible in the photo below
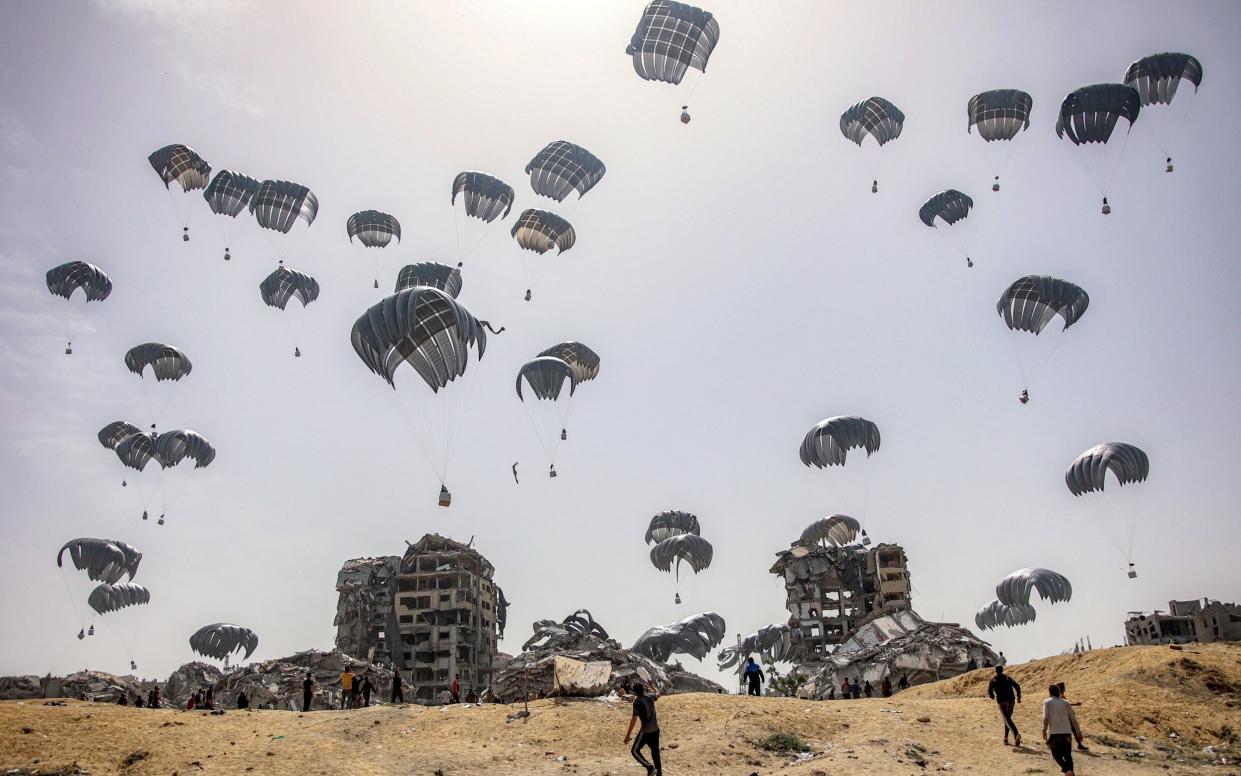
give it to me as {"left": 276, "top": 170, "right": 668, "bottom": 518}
{"left": 0, "top": 675, "right": 43, "bottom": 700}
{"left": 162, "top": 661, "right": 223, "bottom": 708}
{"left": 210, "top": 649, "right": 394, "bottom": 711}
{"left": 492, "top": 610, "right": 723, "bottom": 702}
{"left": 0, "top": 670, "right": 144, "bottom": 702}
{"left": 791, "top": 609, "right": 998, "bottom": 698}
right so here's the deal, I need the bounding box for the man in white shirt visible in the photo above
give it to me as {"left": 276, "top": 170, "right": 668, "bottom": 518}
{"left": 1042, "top": 683, "right": 1081, "bottom": 775}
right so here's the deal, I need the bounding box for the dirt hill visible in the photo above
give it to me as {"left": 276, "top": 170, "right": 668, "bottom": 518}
{"left": 3, "top": 643, "right": 1238, "bottom": 776}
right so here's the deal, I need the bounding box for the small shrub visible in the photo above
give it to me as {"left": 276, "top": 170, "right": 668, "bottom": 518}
{"left": 754, "top": 732, "right": 807, "bottom": 753}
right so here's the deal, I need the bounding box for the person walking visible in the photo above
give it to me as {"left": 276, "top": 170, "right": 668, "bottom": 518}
{"left": 1042, "top": 683, "right": 1081, "bottom": 775}
{"left": 303, "top": 671, "right": 315, "bottom": 712}
{"left": 391, "top": 669, "right": 404, "bottom": 705}
{"left": 881, "top": 677, "right": 892, "bottom": 697}
{"left": 898, "top": 675, "right": 910, "bottom": 691}
{"left": 204, "top": 686, "right": 214, "bottom": 710}
{"left": 451, "top": 674, "right": 461, "bottom": 704}
{"left": 849, "top": 679, "right": 861, "bottom": 699}
{"left": 339, "top": 667, "right": 354, "bottom": 710}
{"left": 998, "top": 651, "right": 1008, "bottom": 666}
{"left": 361, "top": 674, "right": 373, "bottom": 708}
{"left": 623, "top": 680, "right": 662, "bottom": 776}
{"left": 987, "top": 665, "right": 1022, "bottom": 746}
{"left": 1055, "top": 682, "right": 1088, "bottom": 750}
{"left": 151, "top": 685, "right": 161, "bottom": 708}
{"left": 237, "top": 691, "right": 249, "bottom": 709}
{"left": 863, "top": 680, "right": 874, "bottom": 698}
{"left": 840, "top": 678, "right": 850, "bottom": 699}
{"left": 743, "top": 657, "right": 764, "bottom": 696}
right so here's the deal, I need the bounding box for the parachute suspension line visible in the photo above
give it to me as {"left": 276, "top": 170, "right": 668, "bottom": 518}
{"left": 1004, "top": 333, "right": 1031, "bottom": 394}
{"left": 162, "top": 187, "right": 192, "bottom": 241}
{"left": 680, "top": 71, "right": 704, "bottom": 124}
{"left": 58, "top": 569, "right": 85, "bottom": 634}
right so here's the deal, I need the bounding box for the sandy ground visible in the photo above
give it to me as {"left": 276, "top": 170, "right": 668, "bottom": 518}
{"left": 3, "top": 643, "right": 1238, "bottom": 775}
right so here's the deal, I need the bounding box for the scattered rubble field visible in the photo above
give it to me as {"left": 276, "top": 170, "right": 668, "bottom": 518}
{"left": 3, "top": 643, "right": 1238, "bottom": 776}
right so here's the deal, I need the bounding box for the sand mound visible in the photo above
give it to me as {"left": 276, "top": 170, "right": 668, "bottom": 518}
{"left": 3, "top": 643, "right": 1238, "bottom": 775}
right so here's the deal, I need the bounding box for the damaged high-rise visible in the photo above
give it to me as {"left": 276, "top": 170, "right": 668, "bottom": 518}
{"left": 770, "top": 541, "right": 911, "bottom": 661}
{"left": 335, "top": 534, "right": 507, "bottom": 703}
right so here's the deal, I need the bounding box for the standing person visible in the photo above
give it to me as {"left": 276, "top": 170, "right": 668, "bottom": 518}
{"left": 152, "top": 685, "right": 161, "bottom": 708}
{"left": 236, "top": 691, "right": 249, "bottom": 709}
{"left": 1055, "top": 683, "right": 1088, "bottom": 750}
{"left": 622, "top": 680, "right": 662, "bottom": 776}
{"left": 451, "top": 674, "right": 461, "bottom": 704}
{"left": 881, "top": 677, "right": 892, "bottom": 698}
{"left": 205, "top": 686, "right": 214, "bottom": 710}
{"left": 863, "top": 680, "right": 874, "bottom": 698}
{"left": 828, "top": 686, "right": 836, "bottom": 700}
{"left": 840, "top": 678, "right": 850, "bottom": 699}
{"left": 898, "top": 675, "right": 910, "bottom": 691}
{"left": 743, "top": 657, "right": 764, "bottom": 696}
{"left": 967, "top": 657, "right": 978, "bottom": 671}
{"left": 186, "top": 693, "right": 196, "bottom": 711}
{"left": 361, "top": 673, "right": 373, "bottom": 708}
{"left": 339, "top": 667, "right": 354, "bottom": 710}
{"left": 998, "top": 651, "right": 1008, "bottom": 666}
{"left": 1042, "top": 683, "right": 1081, "bottom": 775}
{"left": 850, "top": 679, "right": 861, "bottom": 699}
{"left": 391, "top": 669, "right": 404, "bottom": 705}
{"left": 987, "top": 665, "right": 1022, "bottom": 746}
{"left": 303, "top": 672, "right": 315, "bottom": 712}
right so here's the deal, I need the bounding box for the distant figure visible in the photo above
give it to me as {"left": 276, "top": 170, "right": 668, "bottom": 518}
{"left": 743, "top": 658, "right": 764, "bottom": 696}
{"left": 135, "top": 695, "right": 144, "bottom": 708}
{"left": 987, "top": 665, "right": 1022, "bottom": 746}
{"left": 186, "top": 693, "right": 196, "bottom": 711}
{"left": 152, "top": 685, "right": 161, "bottom": 708}
{"left": 437, "top": 689, "right": 452, "bottom": 705}
{"left": 881, "top": 678, "right": 892, "bottom": 698}
{"left": 840, "top": 678, "right": 850, "bottom": 698}
{"left": 391, "top": 670, "right": 404, "bottom": 705}
{"left": 827, "top": 686, "right": 836, "bottom": 700}
{"left": 898, "top": 675, "right": 910, "bottom": 691}
{"left": 849, "top": 679, "right": 861, "bottom": 699}
{"left": 466, "top": 689, "right": 478, "bottom": 704}
{"left": 863, "top": 680, "right": 874, "bottom": 698}
{"left": 340, "top": 668, "right": 354, "bottom": 710}
{"left": 998, "top": 651, "right": 1008, "bottom": 666}
{"left": 303, "top": 671, "right": 315, "bottom": 712}
{"left": 205, "top": 686, "right": 214, "bottom": 710}
{"left": 195, "top": 689, "right": 205, "bottom": 708}
{"left": 237, "top": 691, "right": 249, "bottom": 709}
{"left": 361, "top": 674, "right": 373, "bottom": 707}
{"left": 1042, "top": 683, "right": 1081, "bottom": 775}
{"left": 984, "top": 657, "right": 993, "bottom": 668}
{"left": 623, "top": 680, "right": 662, "bottom": 776}
{"left": 117, "top": 694, "right": 128, "bottom": 705}
{"left": 451, "top": 674, "right": 461, "bottom": 704}
{"left": 146, "top": 689, "right": 155, "bottom": 708}
{"left": 967, "top": 657, "right": 978, "bottom": 671}
{"left": 1055, "top": 682, "right": 1088, "bottom": 750}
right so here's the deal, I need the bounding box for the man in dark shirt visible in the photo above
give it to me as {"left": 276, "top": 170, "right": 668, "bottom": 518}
{"left": 391, "top": 670, "right": 404, "bottom": 705}
{"left": 623, "top": 680, "right": 662, "bottom": 776}
{"left": 361, "top": 674, "right": 373, "bottom": 708}
{"left": 987, "top": 665, "right": 1022, "bottom": 746}
{"left": 302, "top": 671, "right": 314, "bottom": 712}
{"left": 743, "top": 658, "right": 764, "bottom": 696}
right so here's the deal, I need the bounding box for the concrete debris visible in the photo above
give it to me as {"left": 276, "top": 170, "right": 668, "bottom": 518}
{"left": 492, "top": 610, "right": 723, "bottom": 702}
{"left": 790, "top": 609, "right": 998, "bottom": 698}
{"left": 162, "top": 662, "right": 223, "bottom": 708}
{"left": 176, "top": 649, "right": 394, "bottom": 711}
{"left": 0, "top": 670, "right": 144, "bottom": 703}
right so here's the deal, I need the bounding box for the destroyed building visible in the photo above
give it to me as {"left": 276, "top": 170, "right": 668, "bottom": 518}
{"left": 1125, "top": 597, "right": 1241, "bottom": 646}
{"left": 335, "top": 534, "right": 507, "bottom": 703}
{"left": 770, "top": 541, "right": 911, "bottom": 661}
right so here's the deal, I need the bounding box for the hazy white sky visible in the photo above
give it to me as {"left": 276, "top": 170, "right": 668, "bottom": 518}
{"left": 1, "top": 0, "right": 1239, "bottom": 687}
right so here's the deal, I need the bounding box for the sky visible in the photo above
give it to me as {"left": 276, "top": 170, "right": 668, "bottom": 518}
{"left": 1, "top": 0, "right": 1239, "bottom": 689}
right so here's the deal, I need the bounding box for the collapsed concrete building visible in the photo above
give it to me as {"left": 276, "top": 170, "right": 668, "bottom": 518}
{"left": 770, "top": 541, "right": 912, "bottom": 661}
{"left": 334, "top": 534, "right": 507, "bottom": 703}
{"left": 1125, "top": 597, "right": 1241, "bottom": 646}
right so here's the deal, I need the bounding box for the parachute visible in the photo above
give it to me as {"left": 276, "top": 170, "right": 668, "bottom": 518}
{"left": 840, "top": 97, "right": 905, "bottom": 193}
{"left": 538, "top": 341, "right": 601, "bottom": 385}
{"left": 249, "top": 179, "right": 319, "bottom": 260}
{"left": 650, "top": 532, "right": 713, "bottom": 603}
{"left": 87, "top": 582, "right": 150, "bottom": 615}
{"left": 259, "top": 263, "right": 320, "bottom": 357}
{"left": 631, "top": 611, "right": 726, "bottom": 663}
{"left": 124, "top": 342, "right": 192, "bottom": 426}
{"left": 350, "top": 287, "right": 492, "bottom": 505}
{"left": 452, "top": 172, "right": 514, "bottom": 223}
{"left": 190, "top": 623, "right": 258, "bottom": 662}
{"left": 1067, "top": 442, "right": 1150, "bottom": 577}
{"left": 525, "top": 141, "right": 607, "bottom": 202}
{"left": 718, "top": 623, "right": 792, "bottom": 671}
{"left": 202, "top": 170, "right": 261, "bottom": 260}
{"left": 996, "top": 275, "right": 1089, "bottom": 403}
{"left": 1124, "top": 53, "right": 1203, "bottom": 172}
{"left": 155, "top": 429, "right": 217, "bottom": 469}
{"left": 98, "top": 421, "right": 142, "bottom": 451}
{"left": 395, "top": 262, "right": 463, "bottom": 298}
{"left": 347, "top": 210, "right": 401, "bottom": 288}
{"left": 46, "top": 261, "right": 112, "bottom": 354}
{"left": 57, "top": 538, "right": 142, "bottom": 584}
{"left": 975, "top": 599, "right": 1036, "bottom": 630}
{"left": 626, "top": 0, "right": 720, "bottom": 123}
{"left": 1056, "top": 84, "right": 1141, "bottom": 213}
{"left": 510, "top": 209, "right": 576, "bottom": 301}
{"left": 645, "top": 510, "right": 700, "bottom": 545}
{"left": 967, "top": 89, "right": 1033, "bottom": 191}
{"left": 800, "top": 514, "right": 861, "bottom": 547}
{"left": 148, "top": 144, "right": 211, "bottom": 241}
{"left": 918, "top": 189, "right": 976, "bottom": 268}
{"left": 800, "top": 416, "right": 880, "bottom": 544}
{"left": 516, "top": 357, "right": 577, "bottom": 477}
{"left": 995, "top": 568, "right": 1072, "bottom": 607}
{"left": 114, "top": 429, "right": 215, "bottom": 524}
